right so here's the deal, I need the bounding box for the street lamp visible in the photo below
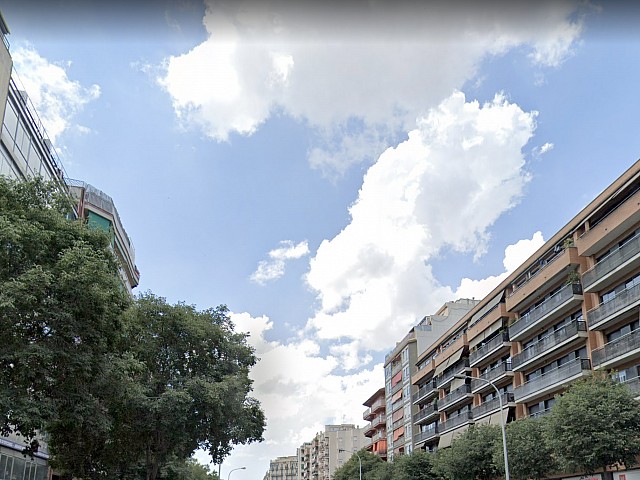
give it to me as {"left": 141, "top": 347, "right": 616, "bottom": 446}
{"left": 454, "top": 374, "right": 510, "bottom": 480}
{"left": 228, "top": 466, "right": 247, "bottom": 480}
{"left": 338, "top": 449, "right": 361, "bottom": 480}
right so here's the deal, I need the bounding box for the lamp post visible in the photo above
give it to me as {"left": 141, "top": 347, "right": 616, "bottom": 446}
{"left": 338, "top": 449, "right": 361, "bottom": 480}
{"left": 228, "top": 466, "right": 247, "bottom": 480}
{"left": 454, "top": 374, "right": 510, "bottom": 480}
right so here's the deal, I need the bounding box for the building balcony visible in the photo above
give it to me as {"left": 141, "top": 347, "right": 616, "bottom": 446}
{"left": 414, "top": 425, "right": 439, "bottom": 446}
{"left": 413, "top": 380, "right": 438, "bottom": 405}
{"left": 587, "top": 282, "right": 640, "bottom": 331}
{"left": 513, "top": 358, "right": 592, "bottom": 403}
{"left": 472, "top": 393, "right": 515, "bottom": 420}
{"left": 469, "top": 331, "right": 511, "bottom": 367}
{"left": 440, "top": 411, "right": 474, "bottom": 434}
{"left": 471, "top": 362, "right": 514, "bottom": 394}
{"left": 506, "top": 246, "right": 580, "bottom": 312}
{"left": 372, "top": 415, "right": 385, "bottom": 429}
{"left": 508, "top": 283, "right": 583, "bottom": 342}
{"left": 592, "top": 328, "right": 640, "bottom": 370}
{"left": 413, "top": 402, "right": 439, "bottom": 425}
{"left": 364, "top": 423, "right": 376, "bottom": 437}
{"left": 582, "top": 233, "right": 640, "bottom": 293}
{"left": 623, "top": 376, "right": 640, "bottom": 398}
{"left": 436, "top": 358, "right": 471, "bottom": 389}
{"left": 439, "top": 384, "right": 473, "bottom": 413}
{"left": 576, "top": 187, "right": 640, "bottom": 258}
{"left": 512, "top": 320, "right": 588, "bottom": 372}
{"left": 363, "top": 408, "right": 374, "bottom": 422}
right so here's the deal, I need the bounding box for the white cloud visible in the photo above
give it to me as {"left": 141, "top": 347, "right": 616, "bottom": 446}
{"left": 158, "top": 0, "right": 585, "bottom": 173}
{"left": 304, "top": 91, "right": 536, "bottom": 351}
{"left": 11, "top": 44, "right": 101, "bottom": 144}
{"left": 455, "top": 231, "right": 546, "bottom": 300}
{"left": 251, "top": 240, "right": 310, "bottom": 285}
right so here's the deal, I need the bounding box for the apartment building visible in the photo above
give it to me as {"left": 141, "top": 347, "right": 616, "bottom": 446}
{"left": 384, "top": 299, "right": 478, "bottom": 460}
{"left": 67, "top": 179, "right": 140, "bottom": 292}
{"left": 297, "top": 424, "right": 367, "bottom": 480}
{"left": 362, "top": 388, "right": 387, "bottom": 460}
{"left": 409, "top": 160, "right": 640, "bottom": 463}
{"left": 265, "top": 456, "right": 298, "bottom": 480}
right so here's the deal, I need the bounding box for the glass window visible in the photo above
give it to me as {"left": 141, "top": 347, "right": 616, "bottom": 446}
{"left": 3, "top": 103, "right": 18, "bottom": 139}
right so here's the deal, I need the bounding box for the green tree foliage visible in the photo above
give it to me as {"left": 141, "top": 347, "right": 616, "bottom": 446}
{"left": 106, "top": 294, "right": 266, "bottom": 480}
{"left": 0, "top": 178, "right": 131, "bottom": 459}
{"left": 391, "top": 450, "right": 439, "bottom": 480}
{"left": 493, "top": 417, "right": 555, "bottom": 480}
{"left": 544, "top": 373, "right": 640, "bottom": 475}
{"left": 332, "top": 450, "right": 384, "bottom": 480}
{"left": 160, "top": 457, "right": 220, "bottom": 480}
{"left": 433, "top": 424, "right": 500, "bottom": 480}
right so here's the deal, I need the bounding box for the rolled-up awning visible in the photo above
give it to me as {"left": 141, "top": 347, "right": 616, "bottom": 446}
{"left": 433, "top": 348, "right": 464, "bottom": 377}
{"left": 438, "top": 431, "right": 454, "bottom": 449}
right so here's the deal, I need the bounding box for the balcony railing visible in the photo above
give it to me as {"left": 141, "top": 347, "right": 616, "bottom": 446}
{"left": 512, "top": 320, "right": 587, "bottom": 370}
{"left": 372, "top": 415, "right": 385, "bottom": 428}
{"left": 623, "top": 376, "right": 640, "bottom": 397}
{"left": 472, "top": 393, "right": 514, "bottom": 419}
{"left": 583, "top": 233, "right": 640, "bottom": 290}
{"left": 587, "top": 282, "right": 640, "bottom": 330}
{"left": 470, "top": 331, "right": 510, "bottom": 366}
{"left": 437, "top": 358, "right": 470, "bottom": 388}
{"left": 413, "top": 380, "right": 437, "bottom": 404}
{"left": 414, "top": 425, "right": 439, "bottom": 444}
{"left": 440, "top": 411, "right": 473, "bottom": 433}
{"left": 439, "top": 384, "right": 473, "bottom": 411}
{"left": 413, "top": 403, "right": 438, "bottom": 424}
{"left": 514, "top": 358, "right": 591, "bottom": 402}
{"left": 509, "top": 283, "right": 583, "bottom": 340}
{"left": 471, "top": 361, "right": 512, "bottom": 392}
{"left": 592, "top": 328, "right": 640, "bottom": 368}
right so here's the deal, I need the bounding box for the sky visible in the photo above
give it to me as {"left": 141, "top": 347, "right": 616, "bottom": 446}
{"left": 3, "top": 0, "right": 640, "bottom": 477}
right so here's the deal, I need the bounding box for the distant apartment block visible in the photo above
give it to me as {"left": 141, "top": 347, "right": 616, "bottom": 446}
{"left": 296, "top": 424, "right": 367, "bottom": 480}
{"left": 265, "top": 455, "right": 298, "bottom": 480}
{"left": 362, "top": 387, "right": 387, "bottom": 460}
{"left": 405, "top": 159, "right": 640, "bottom": 472}
{"left": 383, "top": 299, "right": 478, "bottom": 460}
{"left": 67, "top": 180, "right": 140, "bottom": 292}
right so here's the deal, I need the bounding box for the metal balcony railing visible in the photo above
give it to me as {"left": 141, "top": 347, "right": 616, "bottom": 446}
{"left": 470, "top": 331, "right": 510, "bottom": 366}
{"left": 440, "top": 411, "right": 473, "bottom": 433}
{"left": 509, "top": 283, "right": 583, "bottom": 339}
{"left": 514, "top": 358, "right": 591, "bottom": 401}
{"left": 472, "top": 393, "right": 514, "bottom": 418}
{"left": 623, "top": 376, "right": 640, "bottom": 396}
{"left": 414, "top": 425, "right": 439, "bottom": 443}
{"left": 413, "top": 380, "right": 437, "bottom": 404}
{"left": 583, "top": 233, "right": 640, "bottom": 289}
{"left": 592, "top": 328, "right": 640, "bottom": 367}
{"left": 437, "top": 358, "right": 470, "bottom": 388}
{"left": 471, "top": 362, "right": 513, "bottom": 393}
{"left": 413, "top": 403, "right": 438, "bottom": 424}
{"left": 512, "top": 320, "right": 587, "bottom": 370}
{"left": 587, "top": 282, "right": 640, "bottom": 329}
{"left": 439, "top": 384, "right": 473, "bottom": 411}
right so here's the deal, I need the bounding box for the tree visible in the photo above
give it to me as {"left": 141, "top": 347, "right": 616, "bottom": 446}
{"left": 160, "top": 457, "right": 220, "bottom": 480}
{"left": 392, "top": 450, "right": 439, "bottom": 480}
{"left": 108, "top": 293, "right": 266, "bottom": 480}
{"left": 332, "top": 450, "right": 384, "bottom": 480}
{"left": 544, "top": 373, "right": 640, "bottom": 476}
{"left": 433, "top": 424, "right": 500, "bottom": 480}
{"left": 0, "top": 178, "right": 131, "bottom": 464}
{"left": 493, "top": 417, "right": 555, "bottom": 480}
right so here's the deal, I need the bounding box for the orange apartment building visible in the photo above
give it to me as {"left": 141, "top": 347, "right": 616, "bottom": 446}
{"left": 362, "top": 388, "right": 387, "bottom": 460}
{"left": 408, "top": 159, "right": 640, "bottom": 458}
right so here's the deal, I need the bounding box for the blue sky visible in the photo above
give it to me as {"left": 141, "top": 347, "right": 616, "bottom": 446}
{"left": 4, "top": 0, "right": 640, "bottom": 477}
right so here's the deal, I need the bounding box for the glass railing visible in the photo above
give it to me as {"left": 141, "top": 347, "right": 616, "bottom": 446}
{"left": 592, "top": 328, "right": 640, "bottom": 367}
{"left": 437, "top": 358, "right": 470, "bottom": 388}
{"left": 509, "top": 283, "right": 583, "bottom": 339}
{"left": 514, "top": 358, "right": 591, "bottom": 401}
{"left": 470, "top": 331, "right": 510, "bottom": 365}
{"left": 512, "top": 320, "right": 586, "bottom": 369}
{"left": 583, "top": 233, "right": 640, "bottom": 288}
{"left": 413, "top": 380, "right": 437, "bottom": 403}
{"left": 414, "top": 425, "right": 439, "bottom": 443}
{"left": 587, "top": 282, "right": 640, "bottom": 328}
